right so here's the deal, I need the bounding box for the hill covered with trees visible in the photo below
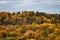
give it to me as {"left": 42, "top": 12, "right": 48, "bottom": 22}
{"left": 0, "top": 11, "right": 60, "bottom": 25}
{"left": 0, "top": 11, "right": 60, "bottom": 40}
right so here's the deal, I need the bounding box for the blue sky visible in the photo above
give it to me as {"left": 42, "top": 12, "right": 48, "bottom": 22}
{"left": 0, "top": 0, "right": 60, "bottom": 14}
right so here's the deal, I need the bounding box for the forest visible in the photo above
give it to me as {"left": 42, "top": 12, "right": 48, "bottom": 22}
{"left": 0, "top": 11, "right": 60, "bottom": 40}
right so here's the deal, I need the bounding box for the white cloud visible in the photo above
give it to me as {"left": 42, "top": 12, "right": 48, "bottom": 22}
{"left": 0, "top": 0, "right": 60, "bottom": 13}
{"left": 0, "top": 0, "right": 39, "bottom": 5}
{"left": 0, "top": 1, "right": 7, "bottom": 4}
{"left": 21, "top": 0, "right": 30, "bottom": 3}
{"left": 42, "top": 1, "right": 60, "bottom": 5}
{"left": 20, "top": 0, "right": 39, "bottom": 4}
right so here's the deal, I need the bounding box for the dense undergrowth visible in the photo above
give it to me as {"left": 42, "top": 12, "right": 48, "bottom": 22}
{"left": 0, "top": 11, "right": 60, "bottom": 40}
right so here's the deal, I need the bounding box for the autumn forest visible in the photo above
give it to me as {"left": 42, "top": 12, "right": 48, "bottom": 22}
{"left": 0, "top": 11, "right": 60, "bottom": 40}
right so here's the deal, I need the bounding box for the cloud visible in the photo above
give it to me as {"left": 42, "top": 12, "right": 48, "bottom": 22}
{"left": 0, "top": 1, "right": 7, "bottom": 4}
{"left": 42, "top": 1, "right": 60, "bottom": 5}
{"left": 0, "top": 0, "right": 60, "bottom": 13}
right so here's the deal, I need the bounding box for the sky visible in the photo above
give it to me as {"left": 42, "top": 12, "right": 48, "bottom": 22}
{"left": 0, "top": 0, "right": 60, "bottom": 14}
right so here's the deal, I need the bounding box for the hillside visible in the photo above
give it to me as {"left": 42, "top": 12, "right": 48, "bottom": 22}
{"left": 0, "top": 11, "right": 60, "bottom": 40}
